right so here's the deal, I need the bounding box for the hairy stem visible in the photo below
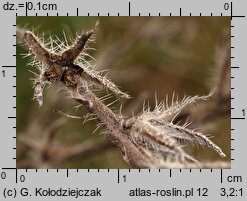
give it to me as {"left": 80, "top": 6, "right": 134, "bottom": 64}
{"left": 69, "top": 85, "right": 157, "bottom": 167}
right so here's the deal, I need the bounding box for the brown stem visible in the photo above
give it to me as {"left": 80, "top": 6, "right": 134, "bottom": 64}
{"left": 70, "top": 86, "right": 155, "bottom": 167}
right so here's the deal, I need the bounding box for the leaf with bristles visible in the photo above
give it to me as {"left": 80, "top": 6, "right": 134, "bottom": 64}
{"left": 153, "top": 92, "right": 213, "bottom": 122}
{"left": 149, "top": 120, "right": 226, "bottom": 157}
{"left": 61, "top": 29, "right": 95, "bottom": 63}
{"left": 81, "top": 68, "right": 130, "bottom": 99}
{"left": 133, "top": 134, "right": 198, "bottom": 164}
{"left": 23, "top": 31, "right": 53, "bottom": 65}
{"left": 128, "top": 119, "right": 187, "bottom": 162}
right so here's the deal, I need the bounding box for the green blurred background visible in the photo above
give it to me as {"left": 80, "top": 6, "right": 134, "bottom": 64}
{"left": 17, "top": 17, "right": 230, "bottom": 168}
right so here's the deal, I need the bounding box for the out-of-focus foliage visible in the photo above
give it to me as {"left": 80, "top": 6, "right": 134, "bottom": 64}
{"left": 17, "top": 17, "right": 230, "bottom": 168}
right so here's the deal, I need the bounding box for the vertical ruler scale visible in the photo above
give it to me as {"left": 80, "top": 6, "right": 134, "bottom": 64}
{"left": 0, "top": 7, "right": 16, "bottom": 168}
{"left": 0, "top": 0, "right": 246, "bottom": 200}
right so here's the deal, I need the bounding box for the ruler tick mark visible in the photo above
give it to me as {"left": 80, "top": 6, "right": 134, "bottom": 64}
{"left": 220, "top": 169, "right": 223, "bottom": 183}
{"left": 117, "top": 169, "right": 120, "bottom": 183}
{"left": 232, "top": 15, "right": 246, "bottom": 18}
{"left": 2, "top": 65, "right": 16, "bottom": 68}
{"left": 128, "top": 2, "right": 131, "bottom": 16}
{"left": 15, "top": 169, "right": 18, "bottom": 184}
{"left": 230, "top": 2, "right": 233, "bottom": 20}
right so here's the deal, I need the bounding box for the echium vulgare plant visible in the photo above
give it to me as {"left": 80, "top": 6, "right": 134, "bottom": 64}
{"left": 17, "top": 21, "right": 228, "bottom": 168}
